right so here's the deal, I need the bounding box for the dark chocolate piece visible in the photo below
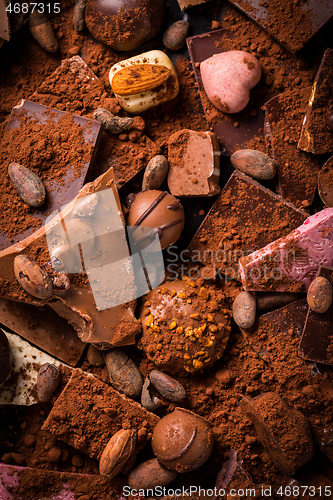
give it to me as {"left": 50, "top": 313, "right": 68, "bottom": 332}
{"left": 298, "top": 49, "right": 333, "bottom": 154}
{"left": 187, "top": 29, "right": 265, "bottom": 155}
{"left": 299, "top": 266, "right": 333, "bottom": 367}
{"left": 1, "top": 99, "right": 102, "bottom": 251}
{"left": 187, "top": 171, "right": 307, "bottom": 281}
{"left": 263, "top": 88, "right": 320, "bottom": 208}
{"left": 42, "top": 369, "right": 159, "bottom": 460}
{"left": 227, "top": 0, "right": 333, "bottom": 54}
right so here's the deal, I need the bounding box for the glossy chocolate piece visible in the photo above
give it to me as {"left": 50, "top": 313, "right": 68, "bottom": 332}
{"left": 167, "top": 129, "right": 220, "bottom": 197}
{"left": 263, "top": 89, "right": 320, "bottom": 208}
{"left": 0, "top": 329, "right": 11, "bottom": 385}
{"left": 0, "top": 168, "right": 141, "bottom": 347}
{"left": 318, "top": 155, "right": 333, "bottom": 207}
{"left": 227, "top": 0, "right": 333, "bottom": 54}
{"left": 42, "top": 369, "right": 159, "bottom": 459}
{"left": 151, "top": 407, "right": 213, "bottom": 472}
{"left": 127, "top": 190, "right": 184, "bottom": 250}
{"left": 187, "top": 29, "right": 266, "bottom": 155}
{"left": 1, "top": 99, "right": 102, "bottom": 251}
{"left": 85, "top": 0, "right": 164, "bottom": 51}
{"left": 188, "top": 171, "right": 307, "bottom": 280}
{"left": 0, "top": 299, "right": 85, "bottom": 366}
{"left": 299, "top": 266, "right": 333, "bottom": 367}
{"left": 298, "top": 49, "right": 333, "bottom": 154}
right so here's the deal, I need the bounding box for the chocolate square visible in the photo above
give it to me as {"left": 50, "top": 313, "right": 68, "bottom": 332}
{"left": 187, "top": 171, "right": 307, "bottom": 281}
{"left": 299, "top": 266, "right": 333, "bottom": 366}
{"left": 42, "top": 369, "right": 159, "bottom": 460}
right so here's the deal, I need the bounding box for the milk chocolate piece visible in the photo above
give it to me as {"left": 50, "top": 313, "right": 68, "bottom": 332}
{"left": 0, "top": 99, "right": 103, "bottom": 250}
{"left": 187, "top": 29, "right": 266, "bottom": 155}
{"left": 0, "top": 299, "right": 85, "bottom": 366}
{"left": 240, "top": 392, "right": 314, "bottom": 476}
{"left": 227, "top": 0, "right": 333, "bottom": 54}
{"left": 299, "top": 266, "right": 333, "bottom": 366}
{"left": 0, "top": 168, "right": 141, "bottom": 347}
{"left": 42, "top": 369, "right": 159, "bottom": 460}
{"left": 298, "top": 49, "right": 333, "bottom": 154}
{"left": 187, "top": 171, "right": 306, "bottom": 281}
{"left": 263, "top": 88, "right": 320, "bottom": 208}
{"left": 167, "top": 129, "right": 220, "bottom": 197}
{"left": 239, "top": 208, "right": 333, "bottom": 293}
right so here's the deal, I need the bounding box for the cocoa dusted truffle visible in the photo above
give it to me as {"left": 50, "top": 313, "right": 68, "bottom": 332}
{"left": 138, "top": 277, "right": 232, "bottom": 374}
{"left": 0, "top": 329, "right": 12, "bottom": 385}
{"left": 126, "top": 190, "right": 185, "bottom": 250}
{"left": 151, "top": 407, "right": 213, "bottom": 472}
{"left": 85, "top": 0, "right": 164, "bottom": 51}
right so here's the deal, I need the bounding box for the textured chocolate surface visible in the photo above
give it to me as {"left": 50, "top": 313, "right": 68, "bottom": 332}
{"left": 299, "top": 267, "right": 333, "bottom": 366}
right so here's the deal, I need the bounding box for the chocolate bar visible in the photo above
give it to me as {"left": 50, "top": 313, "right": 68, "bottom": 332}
{"left": 0, "top": 99, "right": 103, "bottom": 250}
{"left": 263, "top": 88, "right": 320, "bottom": 208}
{"left": 298, "top": 49, "right": 333, "bottom": 154}
{"left": 299, "top": 266, "right": 333, "bottom": 366}
{"left": 0, "top": 299, "right": 85, "bottom": 366}
{"left": 187, "top": 171, "right": 306, "bottom": 281}
{"left": 227, "top": 0, "right": 333, "bottom": 54}
{"left": 0, "top": 463, "right": 121, "bottom": 500}
{"left": 42, "top": 369, "right": 159, "bottom": 460}
{"left": 187, "top": 28, "right": 266, "bottom": 155}
{"left": 239, "top": 208, "right": 333, "bottom": 293}
{"left": 0, "top": 168, "right": 141, "bottom": 347}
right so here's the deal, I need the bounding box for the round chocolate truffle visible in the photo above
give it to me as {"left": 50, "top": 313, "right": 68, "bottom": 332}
{"left": 0, "top": 330, "right": 12, "bottom": 385}
{"left": 126, "top": 190, "right": 184, "bottom": 250}
{"left": 85, "top": 0, "right": 164, "bottom": 51}
{"left": 151, "top": 407, "right": 213, "bottom": 473}
{"left": 139, "top": 277, "right": 232, "bottom": 374}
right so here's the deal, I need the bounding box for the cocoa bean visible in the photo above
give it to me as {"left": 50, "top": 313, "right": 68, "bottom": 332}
{"left": 232, "top": 291, "right": 256, "bottom": 329}
{"left": 128, "top": 458, "right": 177, "bottom": 490}
{"left": 307, "top": 276, "right": 332, "bottom": 313}
{"left": 230, "top": 149, "right": 276, "bottom": 181}
{"left": 14, "top": 254, "right": 53, "bottom": 300}
{"left": 37, "top": 363, "right": 60, "bottom": 402}
{"left": 93, "top": 108, "right": 134, "bottom": 134}
{"left": 105, "top": 349, "right": 143, "bottom": 399}
{"left": 149, "top": 370, "right": 186, "bottom": 402}
{"left": 8, "top": 162, "right": 46, "bottom": 208}
{"left": 87, "top": 344, "right": 105, "bottom": 367}
{"left": 29, "top": 12, "right": 59, "bottom": 54}
{"left": 142, "top": 155, "right": 169, "bottom": 191}
{"left": 99, "top": 428, "right": 136, "bottom": 478}
{"left": 141, "top": 376, "right": 162, "bottom": 411}
{"left": 73, "top": 0, "right": 86, "bottom": 32}
{"left": 163, "top": 21, "right": 189, "bottom": 51}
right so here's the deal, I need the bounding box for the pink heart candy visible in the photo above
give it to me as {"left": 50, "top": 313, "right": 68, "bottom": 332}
{"left": 200, "top": 50, "right": 261, "bottom": 114}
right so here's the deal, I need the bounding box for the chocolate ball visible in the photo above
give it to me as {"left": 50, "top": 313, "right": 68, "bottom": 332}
{"left": 85, "top": 0, "right": 164, "bottom": 51}
{"left": 139, "top": 277, "right": 232, "bottom": 374}
{"left": 126, "top": 190, "right": 184, "bottom": 250}
{"left": 0, "top": 330, "right": 12, "bottom": 385}
{"left": 151, "top": 407, "right": 213, "bottom": 473}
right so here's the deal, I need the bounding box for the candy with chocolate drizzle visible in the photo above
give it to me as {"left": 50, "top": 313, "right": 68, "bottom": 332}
{"left": 126, "top": 190, "right": 185, "bottom": 250}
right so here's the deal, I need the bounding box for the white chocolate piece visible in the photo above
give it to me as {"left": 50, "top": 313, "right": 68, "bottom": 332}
{"left": 0, "top": 328, "right": 71, "bottom": 406}
{"left": 109, "top": 50, "right": 179, "bottom": 114}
